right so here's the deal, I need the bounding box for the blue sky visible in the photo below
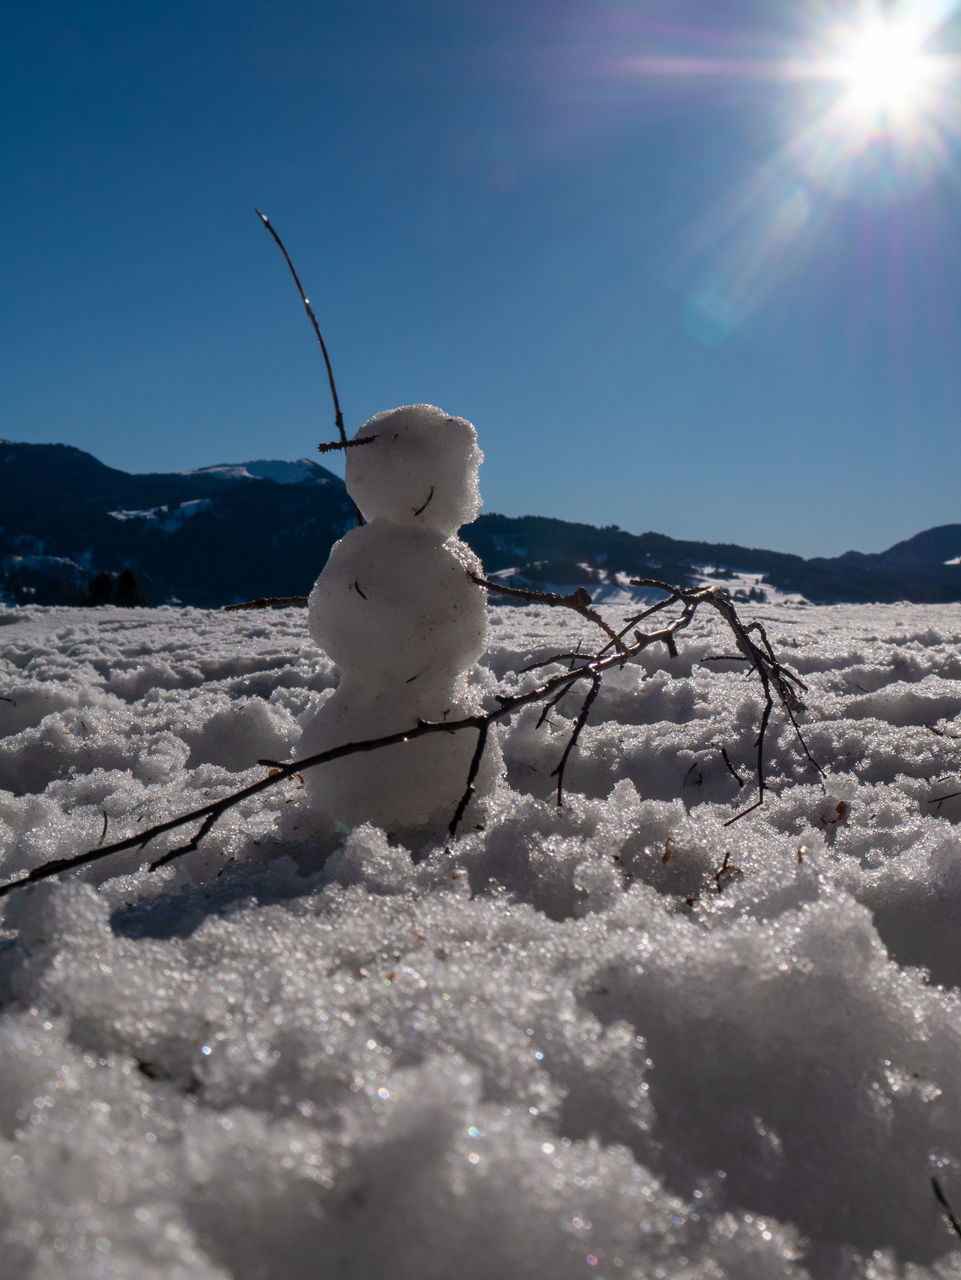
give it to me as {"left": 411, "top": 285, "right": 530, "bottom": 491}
{"left": 3, "top": 0, "right": 960, "bottom": 558}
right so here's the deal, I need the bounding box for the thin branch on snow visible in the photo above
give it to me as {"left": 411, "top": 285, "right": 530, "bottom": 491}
{"left": 0, "top": 583, "right": 820, "bottom": 899}
{"left": 719, "top": 745, "right": 746, "bottom": 787}
{"left": 469, "top": 574, "right": 625, "bottom": 650}
{"left": 928, "top": 789, "right": 961, "bottom": 809}
{"left": 932, "top": 1177, "right": 961, "bottom": 1242}
{"left": 447, "top": 720, "right": 492, "bottom": 837}
{"left": 550, "top": 671, "right": 602, "bottom": 805}
{"left": 619, "top": 579, "right": 821, "bottom": 824}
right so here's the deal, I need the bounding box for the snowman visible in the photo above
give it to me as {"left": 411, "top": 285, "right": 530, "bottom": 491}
{"left": 299, "top": 404, "right": 498, "bottom": 836}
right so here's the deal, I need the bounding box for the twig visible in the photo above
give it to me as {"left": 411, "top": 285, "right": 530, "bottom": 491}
{"left": 255, "top": 209, "right": 346, "bottom": 450}
{"left": 719, "top": 745, "right": 745, "bottom": 787}
{"left": 713, "top": 849, "right": 742, "bottom": 890}
{"left": 317, "top": 438, "right": 376, "bottom": 454}
{"left": 536, "top": 673, "right": 580, "bottom": 728}
{"left": 447, "top": 721, "right": 491, "bottom": 837}
{"left": 928, "top": 790, "right": 961, "bottom": 809}
{"left": 932, "top": 1176, "right": 961, "bottom": 1242}
{"left": 0, "top": 606, "right": 693, "bottom": 896}
{"left": 254, "top": 208, "right": 364, "bottom": 527}
{"left": 622, "top": 580, "right": 819, "bottom": 824}
{"left": 683, "top": 760, "right": 702, "bottom": 788}
{"left": 551, "top": 671, "right": 601, "bottom": 805}
{"left": 471, "top": 574, "right": 625, "bottom": 651}
{"left": 223, "top": 596, "right": 308, "bottom": 612}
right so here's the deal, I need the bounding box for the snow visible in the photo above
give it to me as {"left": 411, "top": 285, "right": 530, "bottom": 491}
{"left": 489, "top": 566, "right": 808, "bottom": 612}
{"left": 693, "top": 564, "right": 810, "bottom": 606}
{"left": 4, "top": 555, "right": 84, "bottom": 574}
{"left": 109, "top": 499, "right": 213, "bottom": 532}
{"left": 1, "top": 596, "right": 961, "bottom": 1276}
{"left": 300, "top": 405, "right": 496, "bottom": 834}
{"left": 185, "top": 459, "right": 327, "bottom": 485}
{"left": 346, "top": 404, "right": 483, "bottom": 534}
{"left": 109, "top": 507, "right": 163, "bottom": 522}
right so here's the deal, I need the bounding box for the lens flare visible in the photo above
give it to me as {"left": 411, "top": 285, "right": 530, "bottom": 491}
{"left": 837, "top": 20, "right": 934, "bottom": 116}
{"left": 601, "top": 4, "right": 960, "bottom": 336}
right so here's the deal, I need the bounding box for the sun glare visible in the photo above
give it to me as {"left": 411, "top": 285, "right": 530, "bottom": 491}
{"left": 608, "top": 2, "right": 959, "bottom": 334}
{"left": 838, "top": 20, "right": 934, "bottom": 117}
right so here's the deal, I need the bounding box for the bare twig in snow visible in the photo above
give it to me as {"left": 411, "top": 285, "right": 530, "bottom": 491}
{"left": 471, "top": 574, "right": 625, "bottom": 651}
{"left": 719, "top": 745, "right": 745, "bottom": 787}
{"left": 928, "top": 790, "right": 961, "bottom": 809}
{"left": 932, "top": 1177, "right": 961, "bottom": 1242}
{"left": 623, "top": 581, "right": 820, "bottom": 824}
{"left": 551, "top": 671, "right": 602, "bottom": 805}
{"left": 448, "top": 721, "right": 491, "bottom": 837}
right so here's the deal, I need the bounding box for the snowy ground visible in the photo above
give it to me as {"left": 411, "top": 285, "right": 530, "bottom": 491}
{"left": 2, "top": 598, "right": 961, "bottom": 1278}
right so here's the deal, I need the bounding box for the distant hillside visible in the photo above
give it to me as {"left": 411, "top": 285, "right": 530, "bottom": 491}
{"left": 0, "top": 441, "right": 355, "bottom": 607}
{"left": 465, "top": 514, "right": 961, "bottom": 605}
{"left": 1, "top": 441, "right": 959, "bottom": 606}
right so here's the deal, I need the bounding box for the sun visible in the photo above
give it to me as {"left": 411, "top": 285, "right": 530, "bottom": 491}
{"left": 836, "top": 19, "right": 935, "bottom": 119}
{"left": 788, "top": 8, "right": 957, "bottom": 199}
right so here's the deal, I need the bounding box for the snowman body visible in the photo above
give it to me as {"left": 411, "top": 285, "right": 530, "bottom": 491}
{"left": 300, "top": 405, "right": 496, "bottom": 834}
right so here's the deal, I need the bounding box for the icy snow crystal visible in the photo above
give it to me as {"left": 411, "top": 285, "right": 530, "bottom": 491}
{"left": 2, "top": 600, "right": 961, "bottom": 1275}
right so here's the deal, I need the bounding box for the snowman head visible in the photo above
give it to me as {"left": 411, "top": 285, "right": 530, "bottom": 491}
{"left": 346, "top": 404, "right": 483, "bottom": 537}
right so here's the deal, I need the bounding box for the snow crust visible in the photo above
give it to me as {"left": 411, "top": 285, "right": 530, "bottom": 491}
{"left": 1, "top": 599, "right": 961, "bottom": 1276}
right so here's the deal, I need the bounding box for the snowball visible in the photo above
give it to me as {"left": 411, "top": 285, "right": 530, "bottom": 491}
{"left": 307, "top": 520, "right": 487, "bottom": 688}
{"left": 299, "top": 679, "right": 499, "bottom": 834}
{"left": 346, "top": 404, "right": 483, "bottom": 536}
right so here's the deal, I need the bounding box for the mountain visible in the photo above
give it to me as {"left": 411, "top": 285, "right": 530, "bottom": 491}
{"left": 0, "top": 441, "right": 355, "bottom": 607}
{"left": 466, "top": 515, "right": 961, "bottom": 605}
{"left": 1, "top": 441, "right": 958, "bottom": 606}
{"left": 762, "top": 525, "right": 961, "bottom": 603}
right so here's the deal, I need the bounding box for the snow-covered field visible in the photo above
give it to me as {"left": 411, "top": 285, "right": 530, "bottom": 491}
{"left": 2, "top": 597, "right": 961, "bottom": 1278}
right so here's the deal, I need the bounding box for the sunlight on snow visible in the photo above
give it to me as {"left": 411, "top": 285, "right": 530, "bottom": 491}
{"left": 1, "top": 597, "right": 961, "bottom": 1275}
